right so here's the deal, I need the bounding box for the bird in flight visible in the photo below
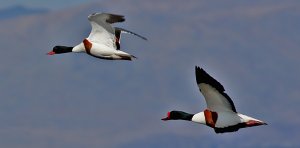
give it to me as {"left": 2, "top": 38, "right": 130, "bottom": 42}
{"left": 48, "top": 13, "right": 146, "bottom": 60}
{"left": 162, "top": 66, "right": 267, "bottom": 133}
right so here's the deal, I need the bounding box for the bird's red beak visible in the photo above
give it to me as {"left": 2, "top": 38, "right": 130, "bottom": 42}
{"left": 47, "top": 51, "right": 56, "bottom": 55}
{"left": 161, "top": 112, "right": 171, "bottom": 121}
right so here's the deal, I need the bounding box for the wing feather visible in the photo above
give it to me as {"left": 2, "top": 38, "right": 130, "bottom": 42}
{"left": 87, "top": 13, "right": 125, "bottom": 48}
{"left": 195, "top": 66, "right": 237, "bottom": 113}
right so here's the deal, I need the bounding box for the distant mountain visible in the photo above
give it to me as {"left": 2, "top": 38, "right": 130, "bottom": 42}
{"left": 0, "top": 5, "right": 48, "bottom": 20}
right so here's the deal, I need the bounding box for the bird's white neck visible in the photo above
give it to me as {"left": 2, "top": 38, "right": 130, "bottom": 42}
{"left": 191, "top": 112, "right": 206, "bottom": 125}
{"left": 72, "top": 42, "right": 85, "bottom": 53}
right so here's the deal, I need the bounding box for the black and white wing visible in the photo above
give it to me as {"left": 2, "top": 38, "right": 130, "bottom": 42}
{"left": 114, "top": 27, "right": 147, "bottom": 50}
{"left": 87, "top": 13, "right": 125, "bottom": 48}
{"left": 195, "top": 66, "right": 237, "bottom": 113}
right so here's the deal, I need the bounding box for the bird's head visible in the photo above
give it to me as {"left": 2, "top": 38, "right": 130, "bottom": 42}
{"left": 47, "top": 46, "right": 73, "bottom": 55}
{"left": 161, "top": 111, "right": 193, "bottom": 121}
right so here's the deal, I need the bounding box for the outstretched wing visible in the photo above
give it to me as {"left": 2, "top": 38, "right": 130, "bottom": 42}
{"left": 114, "top": 27, "right": 147, "bottom": 50}
{"left": 195, "top": 66, "right": 237, "bottom": 113}
{"left": 87, "top": 13, "right": 125, "bottom": 48}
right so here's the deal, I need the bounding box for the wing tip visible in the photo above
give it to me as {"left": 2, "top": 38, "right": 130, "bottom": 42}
{"left": 195, "top": 65, "right": 225, "bottom": 91}
{"left": 108, "top": 13, "right": 125, "bottom": 23}
{"left": 115, "top": 27, "right": 148, "bottom": 41}
{"left": 195, "top": 65, "right": 205, "bottom": 84}
{"left": 195, "top": 65, "right": 204, "bottom": 72}
{"left": 88, "top": 12, "right": 125, "bottom": 23}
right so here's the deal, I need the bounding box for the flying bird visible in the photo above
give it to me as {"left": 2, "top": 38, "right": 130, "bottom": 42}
{"left": 48, "top": 13, "right": 147, "bottom": 60}
{"left": 162, "top": 66, "right": 267, "bottom": 133}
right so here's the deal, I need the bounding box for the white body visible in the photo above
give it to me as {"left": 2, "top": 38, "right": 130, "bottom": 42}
{"left": 191, "top": 111, "right": 264, "bottom": 128}
{"left": 72, "top": 41, "right": 132, "bottom": 60}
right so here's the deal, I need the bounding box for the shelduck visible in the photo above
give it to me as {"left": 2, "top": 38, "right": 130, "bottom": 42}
{"left": 48, "top": 13, "right": 146, "bottom": 60}
{"left": 162, "top": 66, "right": 267, "bottom": 133}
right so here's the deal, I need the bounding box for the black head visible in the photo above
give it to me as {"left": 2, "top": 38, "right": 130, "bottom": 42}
{"left": 161, "top": 111, "right": 193, "bottom": 121}
{"left": 47, "top": 46, "right": 73, "bottom": 55}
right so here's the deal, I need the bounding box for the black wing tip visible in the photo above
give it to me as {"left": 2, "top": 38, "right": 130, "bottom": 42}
{"left": 105, "top": 13, "right": 125, "bottom": 23}
{"left": 131, "top": 55, "right": 137, "bottom": 59}
{"left": 111, "top": 13, "right": 125, "bottom": 21}
{"left": 119, "top": 16, "right": 125, "bottom": 22}
{"left": 195, "top": 66, "right": 224, "bottom": 90}
{"left": 112, "top": 15, "right": 125, "bottom": 23}
{"left": 88, "top": 12, "right": 125, "bottom": 23}
{"left": 195, "top": 66, "right": 207, "bottom": 84}
{"left": 102, "top": 12, "right": 124, "bottom": 17}
{"left": 140, "top": 36, "right": 148, "bottom": 41}
{"left": 137, "top": 35, "right": 147, "bottom": 41}
{"left": 115, "top": 27, "right": 148, "bottom": 41}
{"left": 195, "top": 66, "right": 205, "bottom": 73}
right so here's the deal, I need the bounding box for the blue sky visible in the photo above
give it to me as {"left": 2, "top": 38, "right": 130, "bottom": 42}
{"left": 0, "top": 0, "right": 97, "bottom": 9}
{"left": 0, "top": 0, "right": 300, "bottom": 147}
